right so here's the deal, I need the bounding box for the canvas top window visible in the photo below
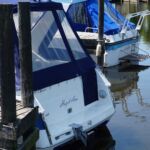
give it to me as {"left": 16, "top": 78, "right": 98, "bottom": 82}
{"left": 13, "top": 8, "right": 87, "bottom": 71}
{"left": 57, "top": 10, "right": 86, "bottom": 60}
{"left": 31, "top": 11, "right": 71, "bottom": 71}
{"left": 67, "top": 2, "right": 88, "bottom": 25}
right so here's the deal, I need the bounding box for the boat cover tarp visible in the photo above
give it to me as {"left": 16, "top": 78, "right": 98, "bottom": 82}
{"left": 87, "top": 0, "right": 120, "bottom": 34}
{"left": 53, "top": 0, "right": 135, "bottom": 35}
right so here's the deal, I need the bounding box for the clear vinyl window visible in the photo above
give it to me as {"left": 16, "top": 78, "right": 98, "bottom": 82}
{"left": 67, "top": 2, "right": 88, "bottom": 25}
{"left": 14, "top": 11, "right": 71, "bottom": 72}
{"left": 57, "top": 10, "right": 86, "bottom": 60}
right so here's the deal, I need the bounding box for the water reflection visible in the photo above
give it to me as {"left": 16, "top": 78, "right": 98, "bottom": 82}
{"left": 55, "top": 125, "right": 115, "bottom": 150}
{"left": 104, "top": 65, "right": 149, "bottom": 118}
{"left": 104, "top": 66, "right": 138, "bottom": 100}
{"left": 105, "top": 2, "right": 150, "bottom": 150}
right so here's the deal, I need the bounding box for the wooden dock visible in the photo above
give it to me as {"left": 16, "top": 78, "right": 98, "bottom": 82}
{"left": 0, "top": 2, "right": 39, "bottom": 149}
{"left": 0, "top": 103, "right": 38, "bottom": 149}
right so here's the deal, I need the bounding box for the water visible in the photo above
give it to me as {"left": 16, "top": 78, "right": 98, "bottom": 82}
{"left": 56, "top": 2, "right": 150, "bottom": 150}
{"left": 107, "top": 2, "right": 150, "bottom": 150}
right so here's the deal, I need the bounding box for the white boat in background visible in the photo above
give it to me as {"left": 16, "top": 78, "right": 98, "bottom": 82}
{"left": 13, "top": 1, "right": 115, "bottom": 149}
{"left": 52, "top": 0, "right": 150, "bottom": 67}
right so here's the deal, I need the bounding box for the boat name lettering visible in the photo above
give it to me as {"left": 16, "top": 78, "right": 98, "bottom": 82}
{"left": 60, "top": 96, "right": 78, "bottom": 108}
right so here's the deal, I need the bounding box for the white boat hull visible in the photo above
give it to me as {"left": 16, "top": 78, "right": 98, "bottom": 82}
{"left": 35, "top": 68, "right": 115, "bottom": 149}
{"left": 78, "top": 30, "right": 139, "bottom": 67}
{"left": 104, "top": 38, "right": 138, "bottom": 67}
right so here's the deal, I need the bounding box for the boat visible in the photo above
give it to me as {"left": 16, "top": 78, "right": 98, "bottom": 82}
{"left": 52, "top": 0, "right": 150, "bottom": 67}
{"left": 12, "top": 1, "right": 115, "bottom": 149}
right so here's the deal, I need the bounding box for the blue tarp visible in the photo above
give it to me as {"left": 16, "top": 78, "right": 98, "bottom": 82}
{"left": 87, "top": 0, "right": 120, "bottom": 34}
{"left": 64, "top": 0, "right": 135, "bottom": 35}
{"left": 4, "top": 0, "right": 135, "bottom": 35}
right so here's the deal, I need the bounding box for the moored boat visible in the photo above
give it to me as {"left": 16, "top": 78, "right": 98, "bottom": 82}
{"left": 52, "top": 0, "right": 150, "bottom": 67}
{"left": 11, "top": 1, "right": 115, "bottom": 149}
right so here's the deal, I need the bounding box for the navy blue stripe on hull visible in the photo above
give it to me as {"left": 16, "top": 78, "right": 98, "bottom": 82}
{"left": 106, "top": 37, "right": 138, "bottom": 51}
{"left": 33, "top": 62, "right": 78, "bottom": 91}
{"left": 82, "top": 69, "right": 98, "bottom": 106}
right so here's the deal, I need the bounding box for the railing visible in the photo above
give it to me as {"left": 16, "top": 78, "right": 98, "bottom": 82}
{"left": 85, "top": 27, "right": 98, "bottom": 32}
{"left": 121, "top": 10, "right": 150, "bottom": 34}
{"left": 120, "top": 44, "right": 150, "bottom": 61}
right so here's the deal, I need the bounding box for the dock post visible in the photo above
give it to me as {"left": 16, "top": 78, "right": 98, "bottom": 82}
{"left": 0, "top": 3, "right": 39, "bottom": 150}
{"left": 0, "top": 4, "right": 16, "bottom": 124}
{"left": 18, "top": 3, "right": 39, "bottom": 150}
{"left": 18, "top": 2, "right": 34, "bottom": 108}
{"left": 96, "top": 0, "right": 105, "bottom": 67}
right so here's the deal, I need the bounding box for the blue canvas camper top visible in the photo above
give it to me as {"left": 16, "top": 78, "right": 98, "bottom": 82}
{"left": 11, "top": 1, "right": 96, "bottom": 96}
{"left": 52, "top": 0, "right": 135, "bottom": 35}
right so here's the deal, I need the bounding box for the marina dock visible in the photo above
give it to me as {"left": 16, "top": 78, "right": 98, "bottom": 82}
{"left": 0, "top": 3, "right": 39, "bottom": 149}
{"left": 0, "top": 103, "right": 38, "bottom": 149}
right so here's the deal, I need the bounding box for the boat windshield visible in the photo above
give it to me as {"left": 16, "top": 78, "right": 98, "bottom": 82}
{"left": 67, "top": 2, "right": 88, "bottom": 25}
{"left": 57, "top": 10, "right": 86, "bottom": 60}
{"left": 31, "top": 11, "right": 72, "bottom": 71}
{"left": 14, "top": 9, "right": 86, "bottom": 72}
{"left": 14, "top": 11, "right": 71, "bottom": 72}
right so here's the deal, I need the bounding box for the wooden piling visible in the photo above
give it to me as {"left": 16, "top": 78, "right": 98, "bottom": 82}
{"left": 98, "top": 0, "right": 104, "bottom": 44}
{"left": 0, "top": 4, "right": 16, "bottom": 124}
{"left": 18, "top": 2, "right": 34, "bottom": 108}
{"left": 0, "top": 3, "right": 39, "bottom": 150}
{"left": 97, "top": 0, "right": 105, "bottom": 66}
